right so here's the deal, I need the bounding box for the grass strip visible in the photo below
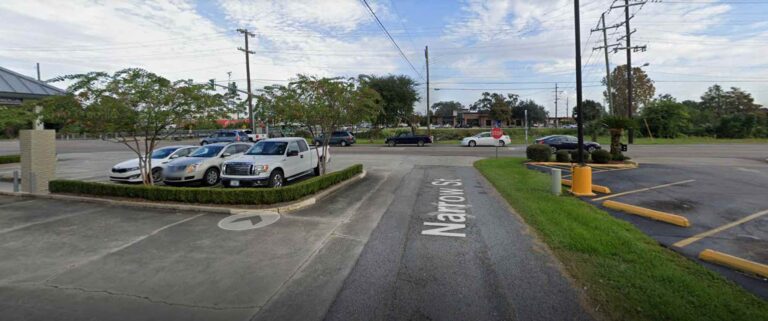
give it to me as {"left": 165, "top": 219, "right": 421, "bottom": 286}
{"left": 0, "top": 154, "right": 20, "bottom": 164}
{"left": 50, "top": 164, "right": 362, "bottom": 205}
{"left": 474, "top": 158, "right": 768, "bottom": 321}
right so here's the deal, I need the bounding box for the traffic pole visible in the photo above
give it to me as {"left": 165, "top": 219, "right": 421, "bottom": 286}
{"left": 571, "top": 0, "right": 595, "bottom": 197}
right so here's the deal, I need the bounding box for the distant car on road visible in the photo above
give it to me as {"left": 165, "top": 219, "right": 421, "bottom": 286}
{"left": 385, "top": 132, "right": 433, "bottom": 147}
{"left": 164, "top": 142, "right": 251, "bottom": 186}
{"left": 535, "top": 135, "right": 601, "bottom": 153}
{"left": 200, "top": 130, "right": 250, "bottom": 145}
{"left": 109, "top": 145, "right": 198, "bottom": 183}
{"left": 314, "top": 131, "right": 356, "bottom": 147}
{"left": 221, "top": 138, "right": 329, "bottom": 188}
{"left": 562, "top": 124, "right": 578, "bottom": 129}
{"left": 460, "top": 132, "right": 511, "bottom": 147}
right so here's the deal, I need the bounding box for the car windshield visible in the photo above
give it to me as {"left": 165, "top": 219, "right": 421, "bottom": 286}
{"left": 189, "top": 146, "right": 224, "bottom": 157}
{"left": 151, "top": 148, "right": 177, "bottom": 159}
{"left": 246, "top": 141, "right": 288, "bottom": 155}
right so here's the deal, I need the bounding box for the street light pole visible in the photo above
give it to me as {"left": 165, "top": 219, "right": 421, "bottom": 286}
{"left": 570, "top": 0, "right": 595, "bottom": 197}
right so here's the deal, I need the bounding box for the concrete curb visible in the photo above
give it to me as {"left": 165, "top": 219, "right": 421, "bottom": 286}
{"left": 0, "top": 170, "right": 367, "bottom": 215}
{"left": 699, "top": 249, "right": 768, "bottom": 278}
{"left": 602, "top": 200, "right": 690, "bottom": 227}
{"left": 528, "top": 161, "right": 638, "bottom": 169}
{"left": 561, "top": 179, "right": 612, "bottom": 194}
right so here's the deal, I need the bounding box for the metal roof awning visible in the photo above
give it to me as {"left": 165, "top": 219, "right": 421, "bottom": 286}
{"left": 0, "top": 66, "right": 66, "bottom": 100}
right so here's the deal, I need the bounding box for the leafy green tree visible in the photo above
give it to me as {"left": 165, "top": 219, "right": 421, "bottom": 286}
{"left": 514, "top": 99, "right": 548, "bottom": 127}
{"left": 358, "top": 74, "right": 419, "bottom": 130}
{"left": 262, "top": 75, "right": 381, "bottom": 174}
{"left": 431, "top": 101, "right": 464, "bottom": 118}
{"left": 602, "top": 64, "right": 655, "bottom": 116}
{"left": 471, "top": 92, "right": 517, "bottom": 125}
{"left": 641, "top": 95, "right": 691, "bottom": 138}
{"left": 58, "top": 68, "right": 232, "bottom": 184}
{"left": 572, "top": 99, "right": 605, "bottom": 123}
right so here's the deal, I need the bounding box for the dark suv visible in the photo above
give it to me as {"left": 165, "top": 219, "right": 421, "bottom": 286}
{"left": 535, "top": 135, "right": 601, "bottom": 153}
{"left": 200, "top": 130, "right": 250, "bottom": 145}
{"left": 314, "top": 131, "right": 356, "bottom": 146}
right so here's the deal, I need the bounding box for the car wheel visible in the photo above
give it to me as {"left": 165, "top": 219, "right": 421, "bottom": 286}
{"left": 387, "top": 140, "right": 396, "bottom": 147}
{"left": 151, "top": 168, "right": 163, "bottom": 183}
{"left": 314, "top": 164, "right": 321, "bottom": 176}
{"left": 202, "top": 168, "right": 219, "bottom": 186}
{"left": 200, "top": 141, "right": 207, "bottom": 146}
{"left": 550, "top": 146, "right": 557, "bottom": 154}
{"left": 498, "top": 140, "right": 506, "bottom": 147}
{"left": 468, "top": 140, "right": 476, "bottom": 147}
{"left": 587, "top": 146, "right": 596, "bottom": 153}
{"left": 315, "top": 141, "right": 322, "bottom": 146}
{"left": 417, "top": 140, "right": 425, "bottom": 147}
{"left": 269, "top": 170, "right": 284, "bottom": 188}
{"left": 340, "top": 140, "right": 347, "bottom": 147}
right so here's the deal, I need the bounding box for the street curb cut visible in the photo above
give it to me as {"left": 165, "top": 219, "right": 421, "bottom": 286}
{"left": 602, "top": 200, "right": 690, "bottom": 227}
{"left": 0, "top": 170, "right": 367, "bottom": 215}
{"left": 699, "top": 249, "right": 768, "bottom": 278}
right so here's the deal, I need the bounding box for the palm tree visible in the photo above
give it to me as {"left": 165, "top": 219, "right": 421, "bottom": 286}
{"left": 601, "top": 116, "right": 635, "bottom": 157}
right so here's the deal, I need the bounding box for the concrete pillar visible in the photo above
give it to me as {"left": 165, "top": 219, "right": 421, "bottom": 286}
{"left": 20, "top": 129, "right": 56, "bottom": 193}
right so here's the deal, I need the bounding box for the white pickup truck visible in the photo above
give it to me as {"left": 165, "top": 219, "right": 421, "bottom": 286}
{"left": 220, "top": 137, "right": 329, "bottom": 188}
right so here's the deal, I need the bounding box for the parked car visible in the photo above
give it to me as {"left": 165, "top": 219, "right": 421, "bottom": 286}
{"left": 314, "top": 131, "right": 356, "bottom": 147}
{"left": 535, "top": 135, "right": 601, "bottom": 153}
{"left": 163, "top": 142, "right": 251, "bottom": 186}
{"left": 109, "top": 145, "right": 198, "bottom": 183}
{"left": 199, "top": 130, "right": 250, "bottom": 145}
{"left": 460, "top": 132, "right": 511, "bottom": 147}
{"left": 562, "top": 124, "right": 578, "bottom": 129}
{"left": 221, "top": 138, "right": 329, "bottom": 188}
{"left": 385, "top": 132, "right": 433, "bottom": 147}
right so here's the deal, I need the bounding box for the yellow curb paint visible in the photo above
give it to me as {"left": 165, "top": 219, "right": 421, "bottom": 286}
{"left": 698, "top": 249, "right": 768, "bottom": 278}
{"left": 561, "top": 179, "right": 611, "bottom": 194}
{"left": 602, "top": 200, "right": 691, "bottom": 227}
{"left": 674, "top": 208, "right": 768, "bottom": 248}
{"left": 593, "top": 179, "right": 696, "bottom": 202}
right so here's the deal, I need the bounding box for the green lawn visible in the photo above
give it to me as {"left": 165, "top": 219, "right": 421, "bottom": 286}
{"left": 475, "top": 158, "right": 768, "bottom": 321}
{"left": 594, "top": 136, "right": 768, "bottom": 145}
{"left": 0, "top": 154, "right": 20, "bottom": 164}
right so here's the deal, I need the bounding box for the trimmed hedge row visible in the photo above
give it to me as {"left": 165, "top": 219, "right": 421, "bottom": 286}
{"left": 0, "top": 154, "right": 20, "bottom": 164}
{"left": 50, "top": 164, "right": 364, "bottom": 205}
{"left": 354, "top": 127, "right": 577, "bottom": 141}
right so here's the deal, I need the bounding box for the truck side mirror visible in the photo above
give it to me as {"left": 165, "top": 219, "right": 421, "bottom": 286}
{"left": 287, "top": 150, "right": 299, "bottom": 157}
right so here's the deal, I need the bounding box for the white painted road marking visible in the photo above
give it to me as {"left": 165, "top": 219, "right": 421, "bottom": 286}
{"left": 218, "top": 212, "right": 280, "bottom": 231}
{"left": 422, "top": 179, "right": 467, "bottom": 238}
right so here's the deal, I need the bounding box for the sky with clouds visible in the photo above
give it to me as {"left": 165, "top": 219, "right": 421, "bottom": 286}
{"left": 2, "top": 0, "right": 767, "bottom": 118}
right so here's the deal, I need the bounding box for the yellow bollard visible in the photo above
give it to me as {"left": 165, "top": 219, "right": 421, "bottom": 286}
{"left": 570, "top": 165, "right": 596, "bottom": 196}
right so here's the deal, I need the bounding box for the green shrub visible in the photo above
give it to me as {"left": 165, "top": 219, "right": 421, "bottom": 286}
{"left": 526, "top": 144, "right": 551, "bottom": 162}
{"left": 591, "top": 149, "right": 611, "bottom": 164}
{"left": 0, "top": 154, "right": 20, "bottom": 164}
{"left": 50, "top": 164, "right": 363, "bottom": 205}
{"left": 569, "top": 149, "right": 591, "bottom": 162}
{"left": 612, "top": 152, "right": 627, "bottom": 161}
{"left": 555, "top": 150, "right": 571, "bottom": 162}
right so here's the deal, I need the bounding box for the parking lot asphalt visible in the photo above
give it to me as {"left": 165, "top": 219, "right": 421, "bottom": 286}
{"left": 531, "top": 162, "right": 768, "bottom": 299}
{"left": 0, "top": 151, "right": 596, "bottom": 320}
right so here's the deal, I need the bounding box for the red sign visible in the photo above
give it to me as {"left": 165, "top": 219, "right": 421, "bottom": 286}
{"left": 491, "top": 127, "right": 503, "bottom": 139}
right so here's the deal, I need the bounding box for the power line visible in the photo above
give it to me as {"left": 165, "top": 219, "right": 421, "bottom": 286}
{"left": 359, "top": 0, "right": 423, "bottom": 79}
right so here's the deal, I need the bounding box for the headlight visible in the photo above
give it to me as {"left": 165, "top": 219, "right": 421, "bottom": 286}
{"left": 126, "top": 167, "right": 140, "bottom": 172}
{"left": 251, "top": 164, "right": 269, "bottom": 175}
{"left": 185, "top": 163, "right": 200, "bottom": 173}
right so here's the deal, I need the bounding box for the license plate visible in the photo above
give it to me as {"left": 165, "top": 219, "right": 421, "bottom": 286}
{"left": 230, "top": 180, "right": 240, "bottom": 187}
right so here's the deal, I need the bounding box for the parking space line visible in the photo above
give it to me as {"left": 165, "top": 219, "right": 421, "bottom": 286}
{"left": 592, "top": 179, "right": 696, "bottom": 202}
{"left": 674, "top": 208, "right": 768, "bottom": 248}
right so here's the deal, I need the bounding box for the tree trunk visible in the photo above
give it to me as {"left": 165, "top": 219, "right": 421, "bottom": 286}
{"left": 609, "top": 128, "right": 622, "bottom": 156}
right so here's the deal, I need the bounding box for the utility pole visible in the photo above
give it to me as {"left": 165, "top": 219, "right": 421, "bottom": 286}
{"left": 611, "top": 0, "right": 647, "bottom": 144}
{"left": 574, "top": 0, "right": 585, "bottom": 165}
{"left": 425, "top": 45, "right": 431, "bottom": 137}
{"left": 591, "top": 12, "right": 622, "bottom": 115}
{"left": 237, "top": 28, "right": 256, "bottom": 134}
{"left": 555, "top": 83, "right": 559, "bottom": 128}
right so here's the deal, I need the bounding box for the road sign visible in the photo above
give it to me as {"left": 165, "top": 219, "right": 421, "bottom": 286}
{"left": 491, "top": 127, "right": 503, "bottom": 139}
{"left": 218, "top": 212, "right": 280, "bottom": 231}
